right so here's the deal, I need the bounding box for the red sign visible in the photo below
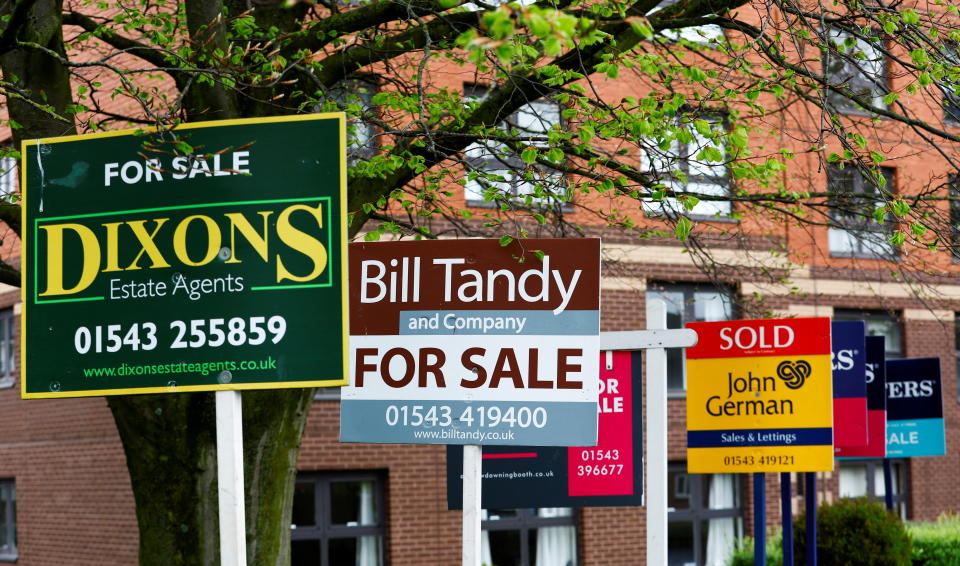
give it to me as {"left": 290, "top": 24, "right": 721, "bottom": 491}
{"left": 686, "top": 318, "right": 831, "bottom": 359}
{"left": 568, "top": 350, "right": 635, "bottom": 496}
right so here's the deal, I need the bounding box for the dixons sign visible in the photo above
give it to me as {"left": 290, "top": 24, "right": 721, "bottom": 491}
{"left": 685, "top": 318, "right": 834, "bottom": 473}
{"left": 22, "top": 115, "right": 348, "bottom": 398}
{"left": 340, "top": 238, "right": 601, "bottom": 446}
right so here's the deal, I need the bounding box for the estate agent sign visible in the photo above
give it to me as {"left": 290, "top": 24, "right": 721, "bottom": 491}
{"left": 22, "top": 115, "right": 348, "bottom": 398}
{"left": 831, "top": 320, "right": 868, "bottom": 448}
{"left": 447, "top": 350, "right": 642, "bottom": 508}
{"left": 685, "top": 318, "right": 834, "bottom": 473}
{"left": 837, "top": 335, "right": 887, "bottom": 458}
{"left": 341, "top": 238, "right": 601, "bottom": 446}
{"left": 885, "top": 358, "right": 945, "bottom": 458}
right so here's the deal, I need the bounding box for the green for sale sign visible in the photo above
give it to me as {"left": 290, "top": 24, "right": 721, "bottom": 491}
{"left": 21, "top": 114, "right": 348, "bottom": 398}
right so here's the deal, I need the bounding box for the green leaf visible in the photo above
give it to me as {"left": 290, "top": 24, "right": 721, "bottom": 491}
{"left": 891, "top": 200, "right": 910, "bottom": 216}
{"left": 521, "top": 147, "right": 538, "bottom": 164}
{"left": 675, "top": 216, "right": 693, "bottom": 241}
{"left": 499, "top": 235, "right": 514, "bottom": 246}
{"left": 888, "top": 232, "right": 906, "bottom": 246}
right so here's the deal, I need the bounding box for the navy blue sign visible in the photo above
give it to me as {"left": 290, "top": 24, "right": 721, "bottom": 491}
{"left": 832, "top": 321, "right": 868, "bottom": 447}
{"left": 837, "top": 336, "right": 887, "bottom": 458}
{"left": 885, "top": 358, "right": 944, "bottom": 458}
{"left": 448, "top": 350, "right": 643, "bottom": 509}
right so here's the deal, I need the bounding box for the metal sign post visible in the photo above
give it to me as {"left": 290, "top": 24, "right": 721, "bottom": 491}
{"left": 216, "top": 390, "right": 247, "bottom": 566}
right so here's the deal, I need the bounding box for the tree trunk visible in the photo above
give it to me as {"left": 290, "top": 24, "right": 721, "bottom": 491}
{"left": 108, "top": 388, "right": 315, "bottom": 566}
{"left": 0, "top": 0, "right": 76, "bottom": 145}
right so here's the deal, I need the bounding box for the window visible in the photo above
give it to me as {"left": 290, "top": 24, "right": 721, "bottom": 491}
{"left": 642, "top": 117, "right": 731, "bottom": 218}
{"left": 838, "top": 459, "right": 909, "bottom": 519}
{"left": 464, "top": 85, "right": 565, "bottom": 207}
{"left": 827, "top": 164, "right": 896, "bottom": 259}
{"left": 0, "top": 309, "right": 14, "bottom": 389}
{"left": 824, "top": 27, "right": 888, "bottom": 112}
{"left": 646, "top": 283, "right": 735, "bottom": 393}
{"left": 0, "top": 480, "right": 15, "bottom": 561}
{"left": 955, "top": 313, "right": 959, "bottom": 398}
{"left": 942, "top": 43, "right": 960, "bottom": 123}
{"left": 291, "top": 472, "right": 385, "bottom": 566}
{"left": 668, "top": 465, "right": 742, "bottom": 566}
{"left": 325, "top": 79, "right": 377, "bottom": 165}
{"left": 0, "top": 157, "right": 14, "bottom": 201}
{"left": 481, "top": 507, "right": 577, "bottom": 566}
{"left": 833, "top": 309, "right": 903, "bottom": 358}
{"left": 949, "top": 175, "right": 960, "bottom": 261}
{"left": 648, "top": 0, "right": 724, "bottom": 43}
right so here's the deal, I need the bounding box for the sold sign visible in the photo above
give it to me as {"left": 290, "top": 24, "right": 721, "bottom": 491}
{"left": 685, "top": 318, "right": 834, "bottom": 473}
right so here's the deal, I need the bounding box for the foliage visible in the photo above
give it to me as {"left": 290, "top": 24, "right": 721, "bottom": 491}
{"left": 907, "top": 514, "right": 960, "bottom": 566}
{"left": 794, "top": 498, "right": 911, "bottom": 566}
{"left": 4, "top": 0, "right": 960, "bottom": 561}
{"left": 728, "top": 534, "right": 784, "bottom": 566}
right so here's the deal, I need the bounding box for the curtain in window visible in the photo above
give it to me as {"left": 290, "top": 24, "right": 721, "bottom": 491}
{"left": 839, "top": 466, "right": 868, "bottom": 497}
{"left": 535, "top": 507, "right": 576, "bottom": 566}
{"left": 704, "top": 475, "right": 735, "bottom": 566}
{"left": 356, "top": 481, "right": 379, "bottom": 566}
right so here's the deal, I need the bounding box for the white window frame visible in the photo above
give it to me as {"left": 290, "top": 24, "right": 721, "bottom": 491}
{"left": 824, "top": 27, "right": 888, "bottom": 112}
{"left": 291, "top": 472, "right": 386, "bottom": 566}
{"left": 648, "top": 0, "right": 725, "bottom": 43}
{"left": 642, "top": 116, "right": 732, "bottom": 218}
{"left": 0, "top": 309, "right": 14, "bottom": 389}
{"left": 463, "top": 86, "right": 565, "bottom": 207}
{"left": 0, "top": 480, "right": 16, "bottom": 562}
{"left": 826, "top": 164, "right": 896, "bottom": 259}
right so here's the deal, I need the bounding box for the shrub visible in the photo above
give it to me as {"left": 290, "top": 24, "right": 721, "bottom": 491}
{"left": 907, "top": 514, "right": 960, "bottom": 566}
{"left": 794, "top": 497, "right": 911, "bottom": 566}
{"left": 728, "top": 534, "right": 784, "bottom": 566}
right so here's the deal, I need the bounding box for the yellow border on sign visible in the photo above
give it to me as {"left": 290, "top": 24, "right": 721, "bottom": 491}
{"left": 20, "top": 113, "right": 350, "bottom": 399}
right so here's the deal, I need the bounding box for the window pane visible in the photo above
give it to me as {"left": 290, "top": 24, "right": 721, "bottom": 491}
{"left": 292, "top": 481, "right": 315, "bottom": 528}
{"left": 534, "top": 524, "right": 577, "bottom": 566}
{"left": 693, "top": 291, "right": 732, "bottom": 322}
{"left": 668, "top": 469, "right": 691, "bottom": 510}
{"left": 668, "top": 520, "right": 695, "bottom": 566}
{"left": 839, "top": 464, "right": 869, "bottom": 497}
{"left": 488, "top": 529, "right": 523, "bottom": 566}
{"left": 703, "top": 517, "right": 737, "bottom": 566}
{"left": 701, "top": 474, "right": 738, "bottom": 510}
{"left": 329, "top": 536, "right": 381, "bottom": 566}
{"left": 291, "top": 539, "right": 320, "bottom": 566}
{"left": 330, "top": 480, "right": 377, "bottom": 526}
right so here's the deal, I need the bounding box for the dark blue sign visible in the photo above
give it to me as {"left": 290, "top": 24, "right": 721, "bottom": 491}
{"left": 832, "top": 320, "right": 868, "bottom": 447}
{"left": 447, "top": 350, "right": 643, "bottom": 509}
{"left": 885, "top": 358, "right": 945, "bottom": 458}
{"left": 837, "top": 336, "right": 887, "bottom": 458}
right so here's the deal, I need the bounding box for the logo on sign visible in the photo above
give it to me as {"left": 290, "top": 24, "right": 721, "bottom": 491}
{"left": 777, "top": 360, "right": 811, "bottom": 389}
{"left": 831, "top": 349, "right": 857, "bottom": 371}
{"left": 887, "top": 380, "right": 936, "bottom": 399}
{"left": 719, "top": 325, "right": 795, "bottom": 350}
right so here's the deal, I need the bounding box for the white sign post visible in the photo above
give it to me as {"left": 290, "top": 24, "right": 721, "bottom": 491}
{"left": 462, "top": 445, "right": 483, "bottom": 566}
{"left": 216, "top": 390, "right": 247, "bottom": 566}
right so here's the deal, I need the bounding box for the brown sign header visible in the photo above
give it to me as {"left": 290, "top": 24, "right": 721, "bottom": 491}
{"left": 349, "top": 238, "right": 601, "bottom": 335}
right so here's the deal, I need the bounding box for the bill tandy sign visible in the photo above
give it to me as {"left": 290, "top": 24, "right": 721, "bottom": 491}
{"left": 446, "top": 350, "right": 643, "bottom": 508}
{"left": 685, "top": 318, "right": 834, "bottom": 473}
{"left": 341, "top": 238, "right": 601, "bottom": 446}
{"left": 22, "top": 115, "right": 348, "bottom": 398}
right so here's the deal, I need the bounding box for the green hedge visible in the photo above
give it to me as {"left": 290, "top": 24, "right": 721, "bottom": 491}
{"left": 907, "top": 514, "right": 960, "bottom": 566}
{"left": 728, "top": 510, "right": 960, "bottom": 566}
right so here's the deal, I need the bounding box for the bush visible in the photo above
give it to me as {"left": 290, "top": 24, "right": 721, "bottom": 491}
{"left": 794, "top": 497, "right": 911, "bottom": 566}
{"left": 907, "top": 514, "right": 960, "bottom": 566}
{"left": 728, "top": 534, "right": 784, "bottom": 566}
